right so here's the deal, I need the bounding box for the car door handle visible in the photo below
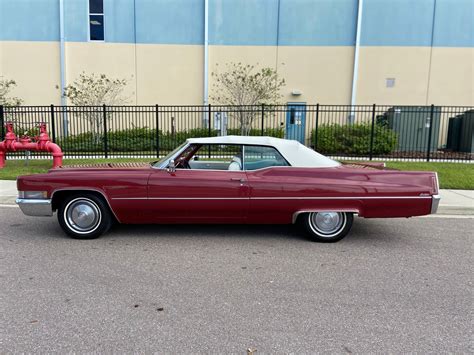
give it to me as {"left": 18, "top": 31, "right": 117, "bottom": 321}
{"left": 230, "top": 178, "right": 246, "bottom": 183}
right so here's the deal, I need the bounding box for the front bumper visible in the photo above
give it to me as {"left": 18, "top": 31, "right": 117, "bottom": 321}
{"left": 431, "top": 194, "right": 441, "bottom": 214}
{"left": 16, "top": 198, "right": 53, "bottom": 217}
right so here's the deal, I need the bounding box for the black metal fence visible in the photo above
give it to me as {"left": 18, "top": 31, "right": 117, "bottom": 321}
{"left": 1, "top": 104, "right": 473, "bottom": 162}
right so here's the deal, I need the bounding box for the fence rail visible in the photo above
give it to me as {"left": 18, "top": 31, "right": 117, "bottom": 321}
{"left": 1, "top": 104, "right": 473, "bottom": 162}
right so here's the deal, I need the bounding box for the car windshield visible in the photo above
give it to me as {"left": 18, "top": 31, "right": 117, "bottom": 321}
{"left": 152, "top": 142, "right": 187, "bottom": 167}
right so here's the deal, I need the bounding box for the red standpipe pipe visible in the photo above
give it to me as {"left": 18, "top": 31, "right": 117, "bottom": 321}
{"left": 0, "top": 123, "right": 63, "bottom": 168}
{"left": 3, "top": 142, "right": 64, "bottom": 169}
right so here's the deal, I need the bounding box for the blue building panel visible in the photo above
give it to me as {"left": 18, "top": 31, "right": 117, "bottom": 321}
{"left": 361, "top": 0, "right": 436, "bottom": 46}
{"left": 0, "top": 0, "right": 472, "bottom": 47}
{"left": 279, "top": 0, "right": 357, "bottom": 46}
{"left": 64, "top": 0, "right": 89, "bottom": 42}
{"left": 209, "top": 0, "right": 279, "bottom": 45}
{"left": 433, "top": 0, "right": 474, "bottom": 47}
{"left": 135, "top": 0, "right": 204, "bottom": 45}
{"left": 0, "top": 0, "right": 59, "bottom": 41}
{"left": 104, "top": 0, "right": 136, "bottom": 43}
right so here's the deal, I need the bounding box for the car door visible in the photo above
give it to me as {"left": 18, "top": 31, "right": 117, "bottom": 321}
{"left": 146, "top": 167, "right": 250, "bottom": 223}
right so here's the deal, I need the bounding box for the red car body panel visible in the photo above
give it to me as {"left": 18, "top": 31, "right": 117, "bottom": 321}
{"left": 17, "top": 164, "right": 437, "bottom": 224}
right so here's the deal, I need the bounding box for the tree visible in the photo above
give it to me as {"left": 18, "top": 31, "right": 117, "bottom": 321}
{"left": 63, "top": 72, "right": 130, "bottom": 143}
{"left": 210, "top": 62, "right": 285, "bottom": 135}
{"left": 0, "top": 77, "right": 22, "bottom": 107}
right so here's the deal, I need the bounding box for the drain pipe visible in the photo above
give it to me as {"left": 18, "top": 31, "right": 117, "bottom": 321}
{"left": 203, "top": 0, "right": 209, "bottom": 105}
{"left": 59, "top": 0, "right": 68, "bottom": 135}
{"left": 349, "top": 0, "right": 364, "bottom": 122}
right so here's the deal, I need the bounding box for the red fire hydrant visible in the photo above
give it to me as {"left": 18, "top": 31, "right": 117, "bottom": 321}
{"left": 0, "top": 122, "right": 63, "bottom": 168}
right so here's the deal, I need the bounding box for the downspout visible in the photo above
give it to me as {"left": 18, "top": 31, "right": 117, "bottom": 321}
{"left": 59, "top": 0, "right": 68, "bottom": 135}
{"left": 349, "top": 0, "right": 363, "bottom": 122}
{"left": 203, "top": 0, "right": 209, "bottom": 105}
{"left": 425, "top": 0, "right": 437, "bottom": 105}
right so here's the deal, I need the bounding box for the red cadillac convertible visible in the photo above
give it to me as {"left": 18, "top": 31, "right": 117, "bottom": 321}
{"left": 16, "top": 136, "right": 440, "bottom": 242}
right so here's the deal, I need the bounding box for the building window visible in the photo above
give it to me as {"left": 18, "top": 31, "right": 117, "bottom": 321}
{"left": 89, "top": 0, "right": 104, "bottom": 41}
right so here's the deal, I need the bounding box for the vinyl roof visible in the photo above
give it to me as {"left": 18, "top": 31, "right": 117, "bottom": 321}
{"left": 186, "top": 136, "right": 340, "bottom": 168}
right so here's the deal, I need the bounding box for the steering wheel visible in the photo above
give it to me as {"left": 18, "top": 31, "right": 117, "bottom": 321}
{"left": 175, "top": 156, "right": 191, "bottom": 169}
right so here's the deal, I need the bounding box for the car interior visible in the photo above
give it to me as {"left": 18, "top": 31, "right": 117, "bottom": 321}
{"left": 175, "top": 144, "right": 290, "bottom": 171}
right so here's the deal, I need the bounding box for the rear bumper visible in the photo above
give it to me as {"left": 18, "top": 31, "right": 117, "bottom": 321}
{"left": 431, "top": 194, "right": 441, "bottom": 214}
{"left": 16, "top": 198, "right": 53, "bottom": 217}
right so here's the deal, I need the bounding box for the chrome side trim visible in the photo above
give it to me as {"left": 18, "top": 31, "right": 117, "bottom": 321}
{"left": 292, "top": 210, "right": 359, "bottom": 224}
{"left": 431, "top": 194, "right": 441, "bottom": 214}
{"left": 16, "top": 198, "right": 53, "bottom": 217}
{"left": 111, "top": 195, "right": 432, "bottom": 201}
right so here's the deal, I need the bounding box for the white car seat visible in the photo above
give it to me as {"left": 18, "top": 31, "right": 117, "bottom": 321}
{"left": 228, "top": 156, "right": 242, "bottom": 171}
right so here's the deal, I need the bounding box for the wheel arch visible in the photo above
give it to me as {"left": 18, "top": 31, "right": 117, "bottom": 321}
{"left": 292, "top": 209, "right": 359, "bottom": 224}
{"left": 51, "top": 188, "right": 120, "bottom": 223}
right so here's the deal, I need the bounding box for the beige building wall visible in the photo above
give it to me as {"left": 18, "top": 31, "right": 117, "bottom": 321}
{"left": 276, "top": 46, "right": 355, "bottom": 104}
{"left": 1, "top": 41, "right": 61, "bottom": 105}
{"left": 136, "top": 44, "right": 204, "bottom": 105}
{"left": 208, "top": 45, "right": 355, "bottom": 105}
{"left": 356, "top": 46, "right": 474, "bottom": 106}
{"left": 64, "top": 42, "right": 137, "bottom": 104}
{"left": 356, "top": 47, "right": 433, "bottom": 105}
{"left": 1, "top": 41, "right": 473, "bottom": 107}
{"left": 427, "top": 47, "right": 473, "bottom": 106}
{"left": 66, "top": 43, "right": 205, "bottom": 105}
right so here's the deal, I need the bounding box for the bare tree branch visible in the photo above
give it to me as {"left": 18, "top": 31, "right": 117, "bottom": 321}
{"left": 210, "top": 63, "right": 285, "bottom": 135}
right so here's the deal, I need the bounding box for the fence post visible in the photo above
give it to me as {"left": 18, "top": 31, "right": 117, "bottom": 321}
{"left": 314, "top": 104, "right": 319, "bottom": 150}
{"left": 426, "top": 104, "right": 435, "bottom": 162}
{"left": 50, "top": 104, "right": 56, "bottom": 143}
{"left": 208, "top": 104, "right": 212, "bottom": 137}
{"left": 0, "top": 105, "right": 4, "bottom": 141}
{"left": 369, "top": 103, "right": 376, "bottom": 160}
{"left": 155, "top": 104, "right": 160, "bottom": 158}
{"left": 208, "top": 104, "right": 212, "bottom": 158}
{"left": 261, "top": 103, "right": 265, "bottom": 135}
{"left": 103, "top": 104, "right": 108, "bottom": 158}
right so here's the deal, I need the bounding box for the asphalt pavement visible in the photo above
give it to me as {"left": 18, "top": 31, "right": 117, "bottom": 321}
{"left": 0, "top": 206, "right": 472, "bottom": 353}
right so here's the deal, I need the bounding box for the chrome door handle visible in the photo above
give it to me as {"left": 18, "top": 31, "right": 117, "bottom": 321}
{"left": 230, "top": 178, "right": 246, "bottom": 183}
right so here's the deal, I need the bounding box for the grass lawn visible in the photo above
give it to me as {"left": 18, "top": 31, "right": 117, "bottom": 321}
{"left": 0, "top": 158, "right": 152, "bottom": 181}
{"left": 385, "top": 162, "right": 474, "bottom": 190}
{"left": 1, "top": 158, "right": 472, "bottom": 190}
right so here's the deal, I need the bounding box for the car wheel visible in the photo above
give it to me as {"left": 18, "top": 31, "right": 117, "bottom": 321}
{"left": 58, "top": 193, "right": 112, "bottom": 239}
{"left": 302, "top": 212, "right": 353, "bottom": 243}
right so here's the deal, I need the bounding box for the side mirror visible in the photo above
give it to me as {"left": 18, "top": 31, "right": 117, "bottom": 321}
{"left": 167, "top": 159, "right": 176, "bottom": 173}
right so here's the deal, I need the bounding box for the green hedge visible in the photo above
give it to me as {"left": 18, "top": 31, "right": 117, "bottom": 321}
{"left": 311, "top": 123, "right": 397, "bottom": 155}
{"left": 57, "top": 127, "right": 284, "bottom": 152}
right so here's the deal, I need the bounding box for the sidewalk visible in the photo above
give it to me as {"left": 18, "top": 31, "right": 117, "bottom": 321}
{"left": 0, "top": 179, "right": 472, "bottom": 215}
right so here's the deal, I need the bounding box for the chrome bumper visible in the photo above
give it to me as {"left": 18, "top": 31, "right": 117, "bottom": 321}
{"left": 16, "top": 198, "right": 53, "bottom": 217}
{"left": 431, "top": 194, "right": 441, "bottom": 214}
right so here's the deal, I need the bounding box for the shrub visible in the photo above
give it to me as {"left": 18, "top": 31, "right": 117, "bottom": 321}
{"left": 226, "top": 127, "right": 284, "bottom": 138}
{"left": 311, "top": 123, "right": 397, "bottom": 155}
{"left": 57, "top": 127, "right": 220, "bottom": 152}
{"left": 55, "top": 125, "right": 287, "bottom": 153}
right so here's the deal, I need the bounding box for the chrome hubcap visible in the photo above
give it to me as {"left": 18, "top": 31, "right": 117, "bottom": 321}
{"left": 310, "top": 212, "right": 345, "bottom": 236}
{"left": 65, "top": 198, "right": 101, "bottom": 233}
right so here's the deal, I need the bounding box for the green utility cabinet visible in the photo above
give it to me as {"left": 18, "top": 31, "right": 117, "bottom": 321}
{"left": 459, "top": 110, "right": 474, "bottom": 153}
{"left": 384, "top": 106, "right": 441, "bottom": 152}
{"left": 447, "top": 115, "right": 463, "bottom": 151}
{"left": 446, "top": 110, "right": 474, "bottom": 153}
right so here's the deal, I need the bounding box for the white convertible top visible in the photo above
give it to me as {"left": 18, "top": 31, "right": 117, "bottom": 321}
{"left": 186, "top": 136, "right": 340, "bottom": 168}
